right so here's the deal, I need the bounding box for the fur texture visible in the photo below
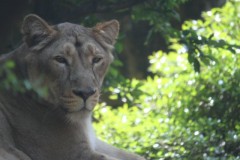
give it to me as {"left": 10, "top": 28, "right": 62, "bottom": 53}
{"left": 0, "top": 14, "right": 145, "bottom": 160}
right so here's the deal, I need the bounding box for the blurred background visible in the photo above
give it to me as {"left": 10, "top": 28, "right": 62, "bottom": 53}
{"left": 1, "top": 0, "right": 240, "bottom": 159}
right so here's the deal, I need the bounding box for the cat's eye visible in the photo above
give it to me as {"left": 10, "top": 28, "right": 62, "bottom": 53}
{"left": 54, "top": 56, "right": 68, "bottom": 64}
{"left": 92, "top": 57, "right": 103, "bottom": 64}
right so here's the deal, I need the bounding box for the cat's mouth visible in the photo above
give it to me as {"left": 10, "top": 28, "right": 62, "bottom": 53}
{"left": 58, "top": 91, "right": 99, "bottom": 113}
{"left": 59, "top": 96, "right": 86, "bottom": 112}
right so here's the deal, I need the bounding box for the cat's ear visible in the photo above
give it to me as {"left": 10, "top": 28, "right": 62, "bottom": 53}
{"left": 21, "top": 14, "right": 57, "bottom": 50}
{"left": 93, "top": 20, "right": 119, "bottom": 45}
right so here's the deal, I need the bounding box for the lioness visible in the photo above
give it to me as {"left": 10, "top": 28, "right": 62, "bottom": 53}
{"left": 0, "top": 14, "right": 145, "bottom": 160}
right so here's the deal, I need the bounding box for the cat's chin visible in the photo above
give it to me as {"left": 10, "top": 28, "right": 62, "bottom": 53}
{"left": 65, "top": 110, "right": 92, "bottom": 124}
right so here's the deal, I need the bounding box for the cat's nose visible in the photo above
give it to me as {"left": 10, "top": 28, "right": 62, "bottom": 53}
{"left": 72, "top": 87, "right": 96, "bottom": 101}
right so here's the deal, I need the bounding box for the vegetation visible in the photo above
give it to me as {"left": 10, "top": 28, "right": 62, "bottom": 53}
{"left": 94, "top": 1, "right": 240, "bottom": 159}
{"left": 0, "top": 0, "right": 239, "bottom": 159}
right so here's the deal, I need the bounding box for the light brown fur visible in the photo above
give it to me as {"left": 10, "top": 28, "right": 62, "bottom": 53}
{"left": 0, "top": 14, "right": 145, "bottom": 160}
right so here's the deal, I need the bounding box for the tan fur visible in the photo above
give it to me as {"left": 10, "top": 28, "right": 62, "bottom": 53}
{"left": 0, "top": 14, "right": 145, "bottom": 160}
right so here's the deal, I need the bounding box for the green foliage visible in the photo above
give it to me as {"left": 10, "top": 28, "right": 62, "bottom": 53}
{"left": 94, "top": 1, "right": 240, "bottom": 159}
{"left": 174, "top": 1, "right": 240, "bottom": 72}
{"left": 0, "top": 60, "right": 48, "bottom": 96}
{"left": 0, "top": 60, "right": 25, "bottom": 92}
{"left": 131, "top": 0, "right": 188, "bottom": 44}
{"left": 0, "top": 0, "right": 239, "bottom": 159}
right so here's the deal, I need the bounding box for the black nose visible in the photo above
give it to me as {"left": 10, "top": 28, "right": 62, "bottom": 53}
{"left": 72, "top": 87, "right": 96, "bottom": 101}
